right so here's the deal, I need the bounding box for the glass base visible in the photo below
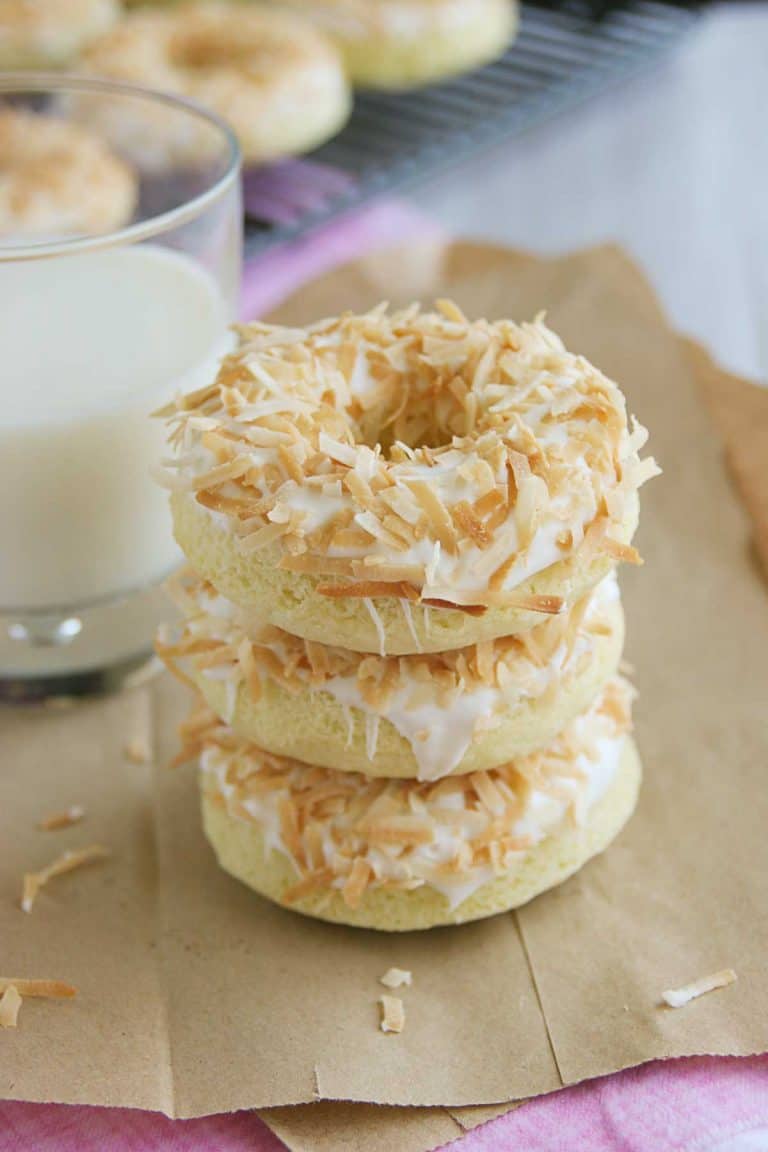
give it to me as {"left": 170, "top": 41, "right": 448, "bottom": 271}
{"left": 0, "top": 651, "right": 162, "bottom": 704}
{"left": 0, "top": 579, "right": 173, "bottom": 703}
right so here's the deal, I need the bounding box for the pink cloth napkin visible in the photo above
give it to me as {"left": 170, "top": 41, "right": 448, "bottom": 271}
{"left": 3, "top": 202, "right": 764, "bottom": 1152}
{"left": 2, "top": 1056, "right": 767, "bottom": 1152}
{"left": 239, "top": 198, "right": 444, "bottom": 320}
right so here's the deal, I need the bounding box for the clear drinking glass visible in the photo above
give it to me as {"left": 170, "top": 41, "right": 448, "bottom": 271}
{"left": 0, "top": 75, "right": 241, "bottom": 701}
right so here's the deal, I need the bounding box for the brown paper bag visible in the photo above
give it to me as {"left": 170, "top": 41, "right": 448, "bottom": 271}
{"left": 1, "top": 245, "right": 766, "bottom": 1141}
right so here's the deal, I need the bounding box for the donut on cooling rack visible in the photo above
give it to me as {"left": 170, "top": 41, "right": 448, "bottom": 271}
{"left": 190, "top": 675, "right": 641, "bottom": 930}
{"left": 159, "top": 567, "right": 625, "bottom": 782}
{"left": 158, "top": 302, "right": 659, "bottom": 656}
{"left": 275, "top": 0, "right": 519, "bottom": 89}
{"left": 0, "top": 0, "right": 119, "bottom": 69}
{"left": 0, "top": 108, "right": 136, "bottom": 239}
{"left": 80, "top": 2, "right": 352, "bottom": 165}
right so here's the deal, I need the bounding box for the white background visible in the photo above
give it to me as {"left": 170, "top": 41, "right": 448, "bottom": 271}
{"left": 412, "top": 2, "right": 768, "bottom": 385}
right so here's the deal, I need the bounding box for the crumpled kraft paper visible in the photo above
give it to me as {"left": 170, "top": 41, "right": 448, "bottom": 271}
{"left": 1, "top": 246, "right": 766, "bottom": 1146}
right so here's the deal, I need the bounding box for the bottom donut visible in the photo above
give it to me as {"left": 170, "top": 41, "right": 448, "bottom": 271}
{"left": 195, "top": 678, "right": 640, "bottom": 931}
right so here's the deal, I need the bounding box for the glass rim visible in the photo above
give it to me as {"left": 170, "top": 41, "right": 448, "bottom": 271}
{"left": 0, "top": 71, "right": 241, "bottom": 262}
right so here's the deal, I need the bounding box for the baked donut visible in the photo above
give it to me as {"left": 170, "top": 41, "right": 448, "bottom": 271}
{"left": 160, "top": 568, "right": 624, "bottom": 781}
{"left": 277, "top": 0, "right": 518, "bottom": 89}
{"left": 0, "top": 0, "right": 118, "bottom": 69}
{"left": 159, "top": 303, "right": 658, "bottom": 655}
{"left": 0, "top": 108, "right": 136, "bottom": 239}
{"left": 80, "top": 2, "right": 352, "bottom": 165}
{"left": 195, "top": 677, "right": 639, "bottom": 930}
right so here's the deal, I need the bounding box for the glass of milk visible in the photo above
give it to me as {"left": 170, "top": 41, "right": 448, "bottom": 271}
{"left": 0, "top": 75, "right": 241, "bottom": 701}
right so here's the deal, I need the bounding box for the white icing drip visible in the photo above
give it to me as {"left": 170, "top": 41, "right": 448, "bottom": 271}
{"left": 365, "top": 713, "right": 380, "bottom": 762}
{"left": 363, "top": 596, "right": 387, "bottom": 656}
{"left": 185, "top": 572, "right": 620, "bottom": 782}
{"left": 399, "top": 597, "right": 422, "bottom": 652}
{"left": 322, "top": 670, "right": 498, "bottom": 781}
{"left": 318, "top": 574, "right": 617, "bottom": 780}
{"left": 341, "top": 702, "right": 354, "bottom": 748}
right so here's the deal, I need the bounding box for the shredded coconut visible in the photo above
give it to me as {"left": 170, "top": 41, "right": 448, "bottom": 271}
{"left": 37, "top": 805, "right": 85, "bottom": 831}
{"left": 380, "top": 967, "right": 412, "bottom": 989}
{"left": 379, "top": 994, "right": 405, "bottom": 1034}
{"left": 662, "top": 969, "right": 737, "bottom": 1008}
{"left": 21, "top": 845, "right": 109, "bottom": 914}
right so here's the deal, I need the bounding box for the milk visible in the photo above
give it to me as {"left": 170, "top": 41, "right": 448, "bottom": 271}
{"left": 0, "top": 244, "right": 230, "bottom": 612}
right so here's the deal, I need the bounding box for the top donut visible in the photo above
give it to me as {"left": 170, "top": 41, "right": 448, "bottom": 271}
{"left": 161, "top": 302, "right": 659, "bottom": 654}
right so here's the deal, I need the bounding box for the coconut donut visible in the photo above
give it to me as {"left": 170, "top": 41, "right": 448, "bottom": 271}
{"left": 159, "top": 568, "right": 624, "bottom": 781}
{"left": 80, "top": 3, "right": 352, "bottom": 165}
{"left": 160, "top": 303, "right": 658, "bottom": 655}
{"left": 0, "top": 108, "right": 137, "bottom": 239}
{"left": 0, "top": 0, "right": 118, "bottom": 69}
{"left": 277, "top": 0, "right": 518, "bottom": 90}
{"left": 194, "top": 677, "right": 638, "bottom": 930}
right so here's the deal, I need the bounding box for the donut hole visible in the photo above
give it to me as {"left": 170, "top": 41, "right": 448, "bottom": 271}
{"left": 351, "top": 361, "right": 480, "bottom": 457}
{"left": 170, "top": 29, "right": 269, "bottom": 73}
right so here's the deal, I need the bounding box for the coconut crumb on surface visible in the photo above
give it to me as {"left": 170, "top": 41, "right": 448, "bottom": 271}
{"left": 0, "top": 986, "right": 21, "bottom": 1029}
{"left": 21, "top": 845, "right": 109, "bottom": 914}
{"left": 662, "top": 968, "right": 737, "bottom": 1009}
{"left": 37, "top": 805, "right": 85, "bottom": 832}
{"left": 379, "top": 995, "right": 405, "bottom": 1034}
{"left": 380, "top": 967, "right": 412, "bottom": 989}
{"left": 0, "top": 979, "right": 76, "bottom": 1000}
{"left": 124, "top": 737, "right": 151, "bottom": 764}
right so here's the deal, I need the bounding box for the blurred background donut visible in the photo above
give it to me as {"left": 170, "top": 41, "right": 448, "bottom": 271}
{"left": 0, "top": 0, "right": 120, "bottom": 70}
{"left": 271, "top": 0, "right": 519, "bottom": 90}
{"left": 80, "top": 2, "right": 352, "bottom": 165}
{"left": 0, "top": 107, "right": 137, "bottom": 239}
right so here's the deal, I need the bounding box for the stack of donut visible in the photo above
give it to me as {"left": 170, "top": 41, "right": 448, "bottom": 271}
{"left": 157, "top": 301, "right": 659, "bottom": 931}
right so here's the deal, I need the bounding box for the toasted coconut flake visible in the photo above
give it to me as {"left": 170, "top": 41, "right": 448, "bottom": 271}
{"left": 124, "top": 737, "right": 150, "bottom": 764}
{"left": 408, "top": 480, "right": 458, "bottom": 554}
{"left": 364, "top": 817, "right": 434, "bottom": 847}
{"left": 421, "top": 598, "right": 487, "bottom": 617}
{"left": 191, "top": 456, "right": 252, "bottom": 491}
{"left": 0, "top": 986, "right": 22, "bottom": 1028}
{"left": 318, "top": 580, "right": 418, "bottom": 601}
{"left": 379, "top": 994, "right": 406, "bottom": 1034}
{"left": 0, "top": 978, "right": 76, "bottom": 999}
{"left": 38, "top": 805, "right": 85, "bottom": 832}
{"left": 380, "top": 967, "right": 412, "bottom": 989}
{"left": 281, "top": 868, "right": 335, "bottom": 905}
{"left": 342, "top": 857, "right": 372, "bottom": 909}
{"left": 662, "top": 969, "right": 737, "bottom": 1009}
{"left": 452, "top": 501, "right": 493, "bottom": 549}
{"left": 435, "top": 298, "right": 467, "bottom": 324}
{"left": 237, "top": 638, "right": 262, "bottom": 703}
{"left": 22, "top": 845, "right": 109, "bottom": 914}
{"left": 603, "top": 538, "right": 643, "bottom": 566}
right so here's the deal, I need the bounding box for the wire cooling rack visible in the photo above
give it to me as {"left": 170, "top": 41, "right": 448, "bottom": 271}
{"left": 243, "top": 1, "right": 699, "bottom": 256}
